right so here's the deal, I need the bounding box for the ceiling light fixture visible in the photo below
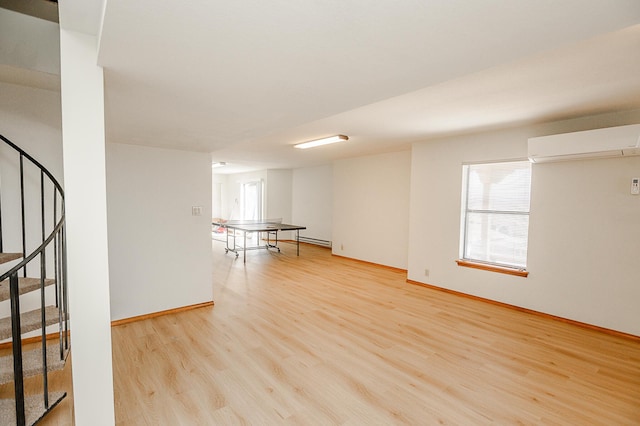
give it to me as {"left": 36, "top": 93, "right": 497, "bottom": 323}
{"left": 293, "top": 134, "right": 349, "bottom": 149}
{"left": 212, "top": 162, "right": 227, "bottom": 168}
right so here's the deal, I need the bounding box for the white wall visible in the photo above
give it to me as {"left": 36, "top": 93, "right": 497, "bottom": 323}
{"left": 292, "top": 164, "right": 332, "bottom": 243}
{"left": 222, "top": 170, "right": 267, "bottom": 220}
{"left": 408, "top": 110, "right": 640, "bottom": 336}
{"left": 212, "top": 179, "right": 223, "bottom": 219}
{"left": 215, "top": 165, "right": 332, "bottom": 244}
{"left": 333, "top": 150, "right": 411, "bottom": 269}
{"left": 0, "top": 82, "right": 62, "bottom": 175}
{"left": 266, "top": 169, "right": 292, "bottom": 223}
{"left": 107, "top": 143, "right": 213, "bottom": 320}
{"left": 212, "top": 173, "right": 229, "bottom": 219}
{"left": 0, "top": 8, "right": 60, "bottom": 75}
{"left": 217, "top": 169, "right": 296, "bottom": 223}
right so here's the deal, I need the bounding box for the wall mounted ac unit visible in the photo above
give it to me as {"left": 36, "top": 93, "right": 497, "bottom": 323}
{"left": 528, "top": 124, "right": 640, "bottom": 163}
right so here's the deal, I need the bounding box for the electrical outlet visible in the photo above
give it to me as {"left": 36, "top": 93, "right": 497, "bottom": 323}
{"left": 424, "top": 269, "right": 429, "bottom": 277}
{"left": 340, "top": 244, "right": 344, "bottom": 251}
{"left": 632, "top": 177, "right": 639, "bottom": 195}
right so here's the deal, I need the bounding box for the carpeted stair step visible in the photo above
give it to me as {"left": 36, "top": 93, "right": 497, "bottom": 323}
{"left": 0, "top": 306, "right": 62, "bottom": 341}
{"left": 0, "top": 277, "right": 55, "bottom": 303}
{"left": 0, "top": 252, "right": 22, "bottom": 265}
{"left": 0, "top": 343, "right": 67, "bottom": 385}
{"left": 0, "top": 391, "right": 66, "bottom": 425}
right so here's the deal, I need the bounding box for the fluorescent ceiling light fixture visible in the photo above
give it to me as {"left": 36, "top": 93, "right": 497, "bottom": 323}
{"left": 212, "top": 162, "right": 227, "bottom": 168}
{"left": 294, "top": 134, "right": 349, "bottom": 149}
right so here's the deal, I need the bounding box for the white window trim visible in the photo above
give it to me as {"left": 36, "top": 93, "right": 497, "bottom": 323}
{"left": 458, "top": 159, "right": 531, "bottom": 276}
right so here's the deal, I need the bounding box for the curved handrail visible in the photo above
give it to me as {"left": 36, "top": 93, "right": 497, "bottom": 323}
{"left": 0, "top": 217, "right": 64, "bottom": 282}
{"left": 0, "top": 134, "right": 64, "bottom": 197}
{"left": 0, "top": 133, "right": 65, "bottom": 277}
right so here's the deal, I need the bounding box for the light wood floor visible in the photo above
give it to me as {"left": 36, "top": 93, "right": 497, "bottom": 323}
{"left": 6, "top": 240, "right": 640, "bottom": 424}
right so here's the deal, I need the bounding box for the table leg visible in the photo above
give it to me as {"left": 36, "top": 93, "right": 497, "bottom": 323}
{"left": 297, "top": 229, "right": 300, "bottom": 256}
{"left": 243, "top": 231, "right": 247, "bottom": 263}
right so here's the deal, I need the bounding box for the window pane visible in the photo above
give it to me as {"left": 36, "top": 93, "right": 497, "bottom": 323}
{"left": 464, "top": 212, "right": 529, "bottom": 268}
{"left": 467, "top": 161, "right": 531, "bottom": 212}
{"left": 241, "top": 181, "right": 262, "bottom": 221}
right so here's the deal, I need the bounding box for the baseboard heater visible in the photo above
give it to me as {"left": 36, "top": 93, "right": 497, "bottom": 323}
{"left": 298, "top": 236, "right": 332, "bottom": 248}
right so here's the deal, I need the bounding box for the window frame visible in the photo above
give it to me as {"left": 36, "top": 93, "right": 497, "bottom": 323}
{"left": 458, "top": 159, "right": 531, "bottom": 276}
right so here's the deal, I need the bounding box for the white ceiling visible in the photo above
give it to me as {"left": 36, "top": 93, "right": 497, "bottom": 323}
{"left": 93, "top": 0, "right": 640, "bottom": 173}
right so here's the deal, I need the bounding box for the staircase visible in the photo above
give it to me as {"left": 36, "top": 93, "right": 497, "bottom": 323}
{"left": 0, "top": 134, "right": 69, "bottom": 425}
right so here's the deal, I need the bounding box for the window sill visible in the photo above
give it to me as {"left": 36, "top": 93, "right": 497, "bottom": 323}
{"left": 456, "top": 260, "right": 529, "bottom": 277}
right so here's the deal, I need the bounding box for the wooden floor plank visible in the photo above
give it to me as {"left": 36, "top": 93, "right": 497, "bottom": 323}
{"left": 6, "top": 240, "right": 639, "bottom": 424}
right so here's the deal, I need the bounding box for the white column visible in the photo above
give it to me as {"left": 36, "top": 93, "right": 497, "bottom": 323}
{"left": 59, "top": 29, "right": 115, "bottom": 425}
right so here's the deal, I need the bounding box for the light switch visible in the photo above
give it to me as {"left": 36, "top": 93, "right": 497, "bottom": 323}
{"left": 192, "top": 206, "right": 203, "bottom": 216}
{"left": 632, "top": 178, "right": 640, "bottom": 195}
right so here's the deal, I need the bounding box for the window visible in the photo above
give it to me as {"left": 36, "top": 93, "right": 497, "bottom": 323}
{"left": 459, "top": 160, "right": 531, "bottom": 273}
{"left": 240, "top": 180, "right": 263, "bottom": 221}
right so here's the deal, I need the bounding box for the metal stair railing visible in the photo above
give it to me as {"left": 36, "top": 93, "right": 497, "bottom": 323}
{"left": 0, "top": 134, "right": 68, "bottom": 426}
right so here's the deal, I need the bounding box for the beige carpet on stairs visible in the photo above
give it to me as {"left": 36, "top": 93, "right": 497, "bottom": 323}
{"left": 0, "top": 253, "right": 22, "bottom": 264}
{"left": 0, "top": 391, "right": 66, "bottom": 425}
{"left": 0, "top": 343, "right": 66, "bottom": 384}
{"left": 0, "top": 306, "right": 61, "bottom": 341}
{"left": 0, "top": 278, "right": 55, "bottom": 303}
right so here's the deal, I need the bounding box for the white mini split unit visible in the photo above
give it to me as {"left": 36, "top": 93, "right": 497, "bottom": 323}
{"left": 528, "top": 124, "right": 640, "bottom": 163}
